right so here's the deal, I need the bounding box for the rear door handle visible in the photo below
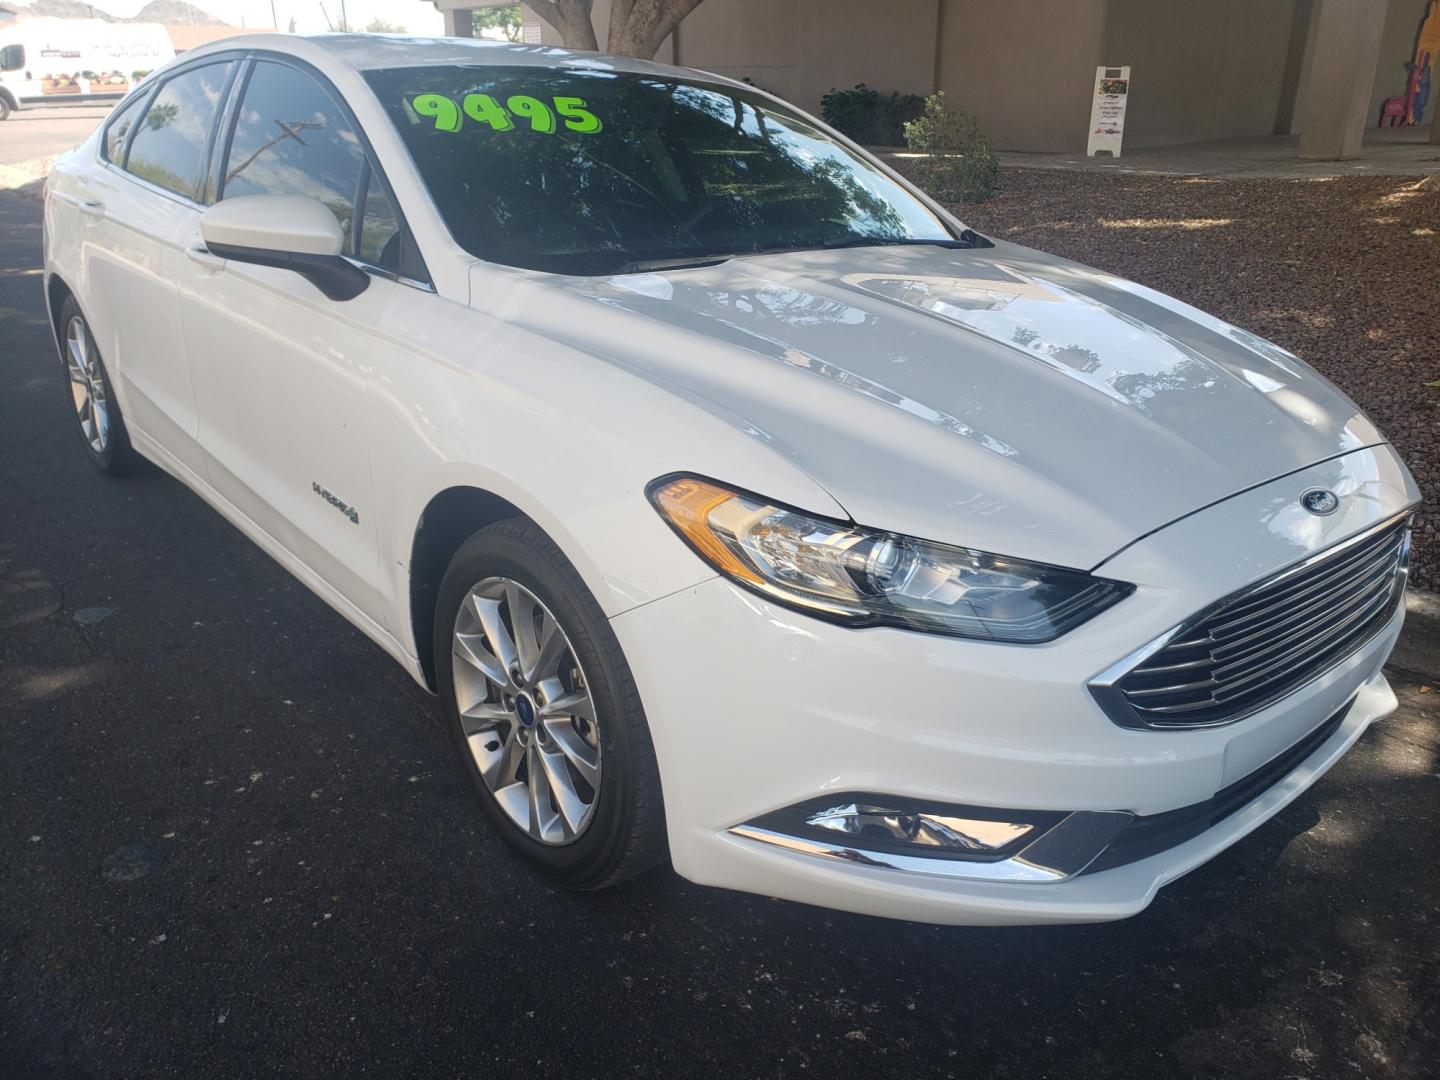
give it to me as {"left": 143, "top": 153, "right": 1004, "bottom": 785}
{"left": 52, "top": 191, "right": 106, "bottom": 220}
{"left": 186, "top": 245, "right": 225, "bottom": 271}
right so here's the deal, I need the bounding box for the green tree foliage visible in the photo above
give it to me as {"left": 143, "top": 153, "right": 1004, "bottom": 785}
{"left": 472, "top": 4, "right": 523, "bottom": 41}
{"left": 903, "top": 91, "right": 999, "bottom": 203}
{"left": 365, "top": 18, "right": 406, "bottom": 34}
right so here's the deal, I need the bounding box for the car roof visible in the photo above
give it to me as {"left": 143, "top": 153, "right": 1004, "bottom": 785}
{"left": 192, "top": 32, "right": 715, "bottom": 82}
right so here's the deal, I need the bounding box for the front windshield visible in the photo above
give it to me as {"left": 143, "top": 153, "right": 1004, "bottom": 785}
{"left": 363, "top": 64, "right": 954, "bottom": 274}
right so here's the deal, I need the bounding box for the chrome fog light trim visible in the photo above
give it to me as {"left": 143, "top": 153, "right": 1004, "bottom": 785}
{"left": 729, "top": 809, "right": 1134, "bottom": 884}
{"left": 804, "top": 802, "right": 1045, "bottom": 853}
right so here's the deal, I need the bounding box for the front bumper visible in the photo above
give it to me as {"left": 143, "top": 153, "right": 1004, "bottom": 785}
{"left": 611, "top": 446, "right": 1416, "bottom": 925}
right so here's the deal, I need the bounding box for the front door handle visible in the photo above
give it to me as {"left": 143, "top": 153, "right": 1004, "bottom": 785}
{"left": 186, "top": 245, "right": 225, "bottom": 271}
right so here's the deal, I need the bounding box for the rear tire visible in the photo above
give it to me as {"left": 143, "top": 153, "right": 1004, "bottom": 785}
{"left": 435, "top": 517, "right": 667, "bottom": 889}
{"left": 0, "top": 96, "right": 12, "bottom": 122}
{"left": 58, "top": 296, "right": 135, "bottom": 476}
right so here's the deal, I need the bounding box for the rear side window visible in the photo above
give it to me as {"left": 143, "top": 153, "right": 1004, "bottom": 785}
{"left": 0, "top": 44, "right": 23, "bottom": 71}
{"left": 103, "top": 93, "right": 147, "bottom": 163}
{"left": 125, "top": 61, "right": 235, "bottom": 201}
{"left": 222, "top": 61, "right": 379, "bottom": 256}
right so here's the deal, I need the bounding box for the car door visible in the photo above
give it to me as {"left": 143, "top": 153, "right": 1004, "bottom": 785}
{"left": 75, "top": 58, "right": 238, "bottom": 479}
{"left": 176, "top": 57, "right": 424, "bottom": 627}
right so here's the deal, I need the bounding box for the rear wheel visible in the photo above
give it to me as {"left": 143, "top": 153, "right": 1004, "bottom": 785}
{"left": 0, "top": 96, "right": 12, "bottom": 122}
{"left": 58, "top": 297, "right": 135, "bottom": 475}
{"left": 435, "top": 518, "right": 667, "bottom": 889}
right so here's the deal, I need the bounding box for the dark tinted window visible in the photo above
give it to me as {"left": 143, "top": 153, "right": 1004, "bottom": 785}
{"left": 126, "top": 62, "right": 235, "bottom": 200}
{"left": 0, "top": 44, "right": 23, "bottom": 72}
{"left": 358, "top": 170, "right": 401, "bottom": 267}
{"left": 222, "top": 62, "right": 371, "bottom": 255}
{"left": 363, "top": 66, "right": 951, "bottom": 274}
{"left": 103, "top": 92, "right": 147, "bottom": 163}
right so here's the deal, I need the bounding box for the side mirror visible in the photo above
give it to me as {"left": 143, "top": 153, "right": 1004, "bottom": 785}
{"left": 201, "top": 194, "right": 369, "bottom": 302}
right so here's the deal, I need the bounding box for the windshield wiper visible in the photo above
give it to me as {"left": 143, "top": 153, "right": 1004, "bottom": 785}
{"left": 608, "top": 254, "right": 735, "bottom": 275}
{"left": 734, "top": 230, "right": 994, "bottom": 261}
{"left": 599, "top": 229, "right": 992, "bottom": 275}
{"left": 817, "top": 230, "right": 993, "bottom": 252}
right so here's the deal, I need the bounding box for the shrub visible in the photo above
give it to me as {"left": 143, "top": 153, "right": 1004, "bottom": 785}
{"left": 820, "top": 83, "right": 924, "bottom": 146}
{"left": 902, "top": 91, "right": 1000, "bottom": 203}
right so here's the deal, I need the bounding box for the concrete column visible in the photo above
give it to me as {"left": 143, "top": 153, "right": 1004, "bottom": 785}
{"left": 1297, "top": 0, "right": 1388, "bottom": 159}
{"left": 1274, "top": 0, "right": 1316, "bottom": 134}
{"left": 443, "top": 8, "right": 475, "bottom": 37}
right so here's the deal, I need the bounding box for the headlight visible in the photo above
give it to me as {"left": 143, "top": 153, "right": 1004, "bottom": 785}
{"left": 648, "top": 476, "right": 1133, "bottom": 643}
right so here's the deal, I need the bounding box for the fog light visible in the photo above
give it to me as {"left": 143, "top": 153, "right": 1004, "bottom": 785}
{"left": 806, "top": 802, "right": 1043, "bottom": 853}
{"left": 729, "top": 795, "right": 1133, "bottom": 883}
{"left": 741, "top": 794, "right": 1068, "bottom": 862}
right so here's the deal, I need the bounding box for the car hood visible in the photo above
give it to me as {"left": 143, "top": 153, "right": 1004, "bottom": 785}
{"left": 529, "top": 240, "right": 1382, "bottom": 570}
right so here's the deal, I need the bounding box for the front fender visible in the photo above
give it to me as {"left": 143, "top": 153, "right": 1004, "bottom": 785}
{"left": 363, "top": 282, "right": 848, "bottom": 662}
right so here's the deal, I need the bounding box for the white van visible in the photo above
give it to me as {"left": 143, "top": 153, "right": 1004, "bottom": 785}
{"left": 0, "top": 18, "right": 174, "bottom": 120}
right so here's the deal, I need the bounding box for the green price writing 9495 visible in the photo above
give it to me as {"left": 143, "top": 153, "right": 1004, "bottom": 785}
{"left": 409, "top": 93, "right": 603, "bottom": 134}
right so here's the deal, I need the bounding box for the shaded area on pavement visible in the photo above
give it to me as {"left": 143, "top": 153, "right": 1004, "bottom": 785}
{"left": 1, "top": 188, "right": 1438, "bottom": 1079}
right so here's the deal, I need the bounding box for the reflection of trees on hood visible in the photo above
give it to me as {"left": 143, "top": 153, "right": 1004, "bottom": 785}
{"left": 1111, "top": 355, "right": 1212, "bottom": 406}
{"left": 1048, "top": 344, "right": 1102, "bottom": 375}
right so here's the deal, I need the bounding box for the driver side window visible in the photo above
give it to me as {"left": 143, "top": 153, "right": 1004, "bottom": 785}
{"left": 221, "top": 60, "right": 403, "bottom": 270}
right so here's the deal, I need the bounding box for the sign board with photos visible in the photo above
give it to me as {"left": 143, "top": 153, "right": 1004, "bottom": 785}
{"left": 1087, "top": 66, "right": 1130, "bottom": 157}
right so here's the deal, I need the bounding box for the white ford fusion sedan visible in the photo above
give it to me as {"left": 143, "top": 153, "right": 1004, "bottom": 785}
{"left": 44, "top": 34, "right": 1419, "bottom": 925}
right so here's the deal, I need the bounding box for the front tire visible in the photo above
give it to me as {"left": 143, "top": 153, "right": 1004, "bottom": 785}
{"left": 435, "top": 518, "right": 667, "bottom": 889}
{"left": 58, "top": 297, "right": 135, "bottom": 475}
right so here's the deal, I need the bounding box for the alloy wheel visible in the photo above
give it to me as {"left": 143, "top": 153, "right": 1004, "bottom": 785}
{"left": 451, "top": 577, "right": 602, "bottom": 845}
{"left": 65, "top": 315, "right": 108, "bottom": 454}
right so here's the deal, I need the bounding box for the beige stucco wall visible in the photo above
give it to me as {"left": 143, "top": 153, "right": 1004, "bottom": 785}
{"left": 935, "top": 0, "right": 1105, "bottom": 153}
{"left": 673, "top": 0, "right": 938, "bottom": 118}
{"left": 1367, "top": 0, "right": 1432, "bottom": 124}
{"left": 680, "top": 0, "right": 1305, "bottom": 153}
{"left": 442, "top": 0, "right": 1393, "bottom": 155}
{"left": 1097, "top": 0, "right": 1300, "bottom": 148}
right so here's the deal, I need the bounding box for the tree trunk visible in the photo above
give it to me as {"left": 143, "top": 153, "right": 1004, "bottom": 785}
{"left": 607, "top": 0, "right": 704, "bottom": 58}
{"left": 527, "top": 0, "right": 599, "bottom": 52}
{"left": 528, "top": 0, "right": 707, "bottom": 60}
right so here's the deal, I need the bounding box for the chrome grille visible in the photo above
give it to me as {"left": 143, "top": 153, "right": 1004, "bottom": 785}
{"left": 1097, "top": 516, "right": 1411, "bottom": 729}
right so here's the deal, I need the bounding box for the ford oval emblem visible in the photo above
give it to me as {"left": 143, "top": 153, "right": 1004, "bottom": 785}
{"left": 1301, "top": 488, "right": 1340, "bottom": 516}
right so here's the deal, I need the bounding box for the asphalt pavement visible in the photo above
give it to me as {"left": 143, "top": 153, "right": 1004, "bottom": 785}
{"left": 2, "top": 186, "right": 1439, "bottom": 1079}
{"left": 0, "top": 106, "right": 112, "bottom": 167}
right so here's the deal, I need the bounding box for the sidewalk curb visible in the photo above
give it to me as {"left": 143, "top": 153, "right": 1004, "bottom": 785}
{"left": 0, "top": 155, "right": 54, "bottom": 201}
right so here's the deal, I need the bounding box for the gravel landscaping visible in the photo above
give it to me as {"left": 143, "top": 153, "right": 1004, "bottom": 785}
{"left": 904, "top": 166, "right": 1440, "bottom": 590}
